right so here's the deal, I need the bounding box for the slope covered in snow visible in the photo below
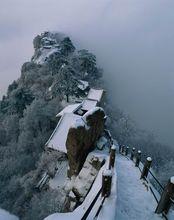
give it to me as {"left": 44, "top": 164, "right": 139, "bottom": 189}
{"left": 0, "top": 209, "right": 19, "bottom": 220}
{"left": 44, "top": 151, "right": 117, "bottom": 220}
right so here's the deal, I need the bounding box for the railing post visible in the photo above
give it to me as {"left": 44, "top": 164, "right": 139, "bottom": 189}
{"left": 125, "top": 146, "right": 129, "bottom": 156}
{"left": 130, "top": 147, "right": 135, "bottom": 160}
{"left": 119, "top": 145, "right": 122, "bottom": 153}
{"left": 135, "top": 150, "right": 141, "bottom": 167}
{"left": 155, "top": 177, "right": 174, "bottom": 214}
{"left": 102, "top": 169, "right": 112, "bottom": 197}
{"left": 121, "top": 145, "right": 125, "bottom": 154}
{"left": 109, "top": 145, "right": 116, "bottom": 169}
{"left": 141, "top": 157, "right": 152, "bottom": 179}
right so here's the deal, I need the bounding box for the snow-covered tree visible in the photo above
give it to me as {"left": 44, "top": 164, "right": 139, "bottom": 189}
{"left": 33, "top": 35, "right": 42, "bottom": 49}
{"left": 78, "top": 49, "right": 98, "bottom": 78}
{"left": 7, "top": 88, "right": 34, "bottom": 116}
{"left": 60, "top": 37, "right": 75, "bottom": 56}
{"left": 3, "top": 114, "right": 19, "bottom": 142}
{"left": 52, "top": 65, "right": 78, "bottom": 102}
{"left": 47, "top": 52, "right": 68, "bottom": 75}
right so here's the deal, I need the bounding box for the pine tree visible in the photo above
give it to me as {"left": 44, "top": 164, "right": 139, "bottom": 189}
{"left": 52, "top": 65, "right": 78, "bottom": 102}
{"left": 60, "top": 37, "right": 75, "bottom": 56}
{"left": 78, "top": 49, "right": 98, "bottom": 78}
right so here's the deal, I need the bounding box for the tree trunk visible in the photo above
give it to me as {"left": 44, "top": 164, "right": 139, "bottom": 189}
{"left": 66, "top": 94, "right": 69, "bottom": 102}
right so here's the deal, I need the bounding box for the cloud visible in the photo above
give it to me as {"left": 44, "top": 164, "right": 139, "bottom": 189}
{"left": 0, "top": 0, "right": 174, "bottom": 145}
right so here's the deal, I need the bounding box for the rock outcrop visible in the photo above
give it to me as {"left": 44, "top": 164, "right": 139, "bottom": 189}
{"left": 72, "top": 153, "right": 105, "bottom": 202}
{"left": 66, "top": 107, "right": 106, "bottom": 177}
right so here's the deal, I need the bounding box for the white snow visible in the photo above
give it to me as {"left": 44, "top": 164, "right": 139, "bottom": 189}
{"left": 115, "top": 154, "right": 163, "bottom": 220}
{"left": 170, "top": 176, "right": 174, "bottom": 184}
{"left": 82, "top": 107, "right": 104, "bottom": 122}
{"left": 72, "top": 153, "right": 110, "bottom": 218}
{"left": 34, "top": 47, "right": 59, "bottom": 64}
{"left": 44, "top": 212, "right": 79, "bottom": 220}
{"left": 45, "top": 148, "right": 174, "bottom": 220}
{"left": 48, "top": 85, "right": 53, "bottom": 92}
{"left": 73, "top": 153, "right": 105, "bottom": 200}
{"left": 96, "top": 136, "right": 108, "bottom": 150}
{"left": 111, "top": 144, "right": 116, "bottom": 150}
{"left": 81, "top": 99, "right": 98, "bottom": 111}
{"left": 0, "top": 209, "right": 18, "bottom": 220}
{"left": 103, "top": 169, "right": 112, "bottom": 177}
{"left": 77, "top": 80, "right": 89, "bottom": 91}
{"left": 46, "top": 113, "right": 81, "bottom": 153}
{"left": 44, "top": 152, "right": 113, "bottom": 220}
{"left": 49, "top": 160, "right": 68, "bottom": 189}
{"left": 97, "top": 167, "right": 117, "bottom": 220}
{"left": 147, "top": 157, "right": 152, "bottom": 162}
{"left": 71, "top": 118, "right": 85, "bottom": 129}
{"left": 56, "top": 103, "right": 82, "bottom": 117}
{"left": 87, "top": 88, "right": 104, "bottom": 102}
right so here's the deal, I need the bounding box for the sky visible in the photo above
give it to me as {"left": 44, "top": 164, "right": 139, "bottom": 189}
{"left": 1, "top": 0, "right": 174, "bottom": 145}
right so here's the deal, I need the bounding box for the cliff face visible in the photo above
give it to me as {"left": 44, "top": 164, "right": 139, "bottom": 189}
{"left": 66, "top": 107, "right": 106, "bottom": 177}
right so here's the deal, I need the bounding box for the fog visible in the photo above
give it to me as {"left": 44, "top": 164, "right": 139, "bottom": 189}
{"left": 1, "top": 0, "right": 174, "bottom": 145}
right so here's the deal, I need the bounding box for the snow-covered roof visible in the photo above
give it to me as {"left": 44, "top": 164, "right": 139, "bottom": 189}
{"left": 46, "top": 113, "right": 81, "bottom": 153}
{"left": 56, "top": 103, "right": 82, "bottom": 117}
{"left": 87, "top": 88, "right": 104, "bottom": 102}
{"left": 77, "top": 80, "right": 89, "bottom": 91}
{"left": 81, "top": 99, "right": 98, "bottom": 111}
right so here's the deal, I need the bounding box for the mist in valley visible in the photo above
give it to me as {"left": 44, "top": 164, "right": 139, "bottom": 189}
{"left": 1, "top": 0, "right": 174, "bottom": 146}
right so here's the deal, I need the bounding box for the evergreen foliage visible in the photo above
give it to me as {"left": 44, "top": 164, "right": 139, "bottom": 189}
{"left": 0, "top": 32, "right": 102, "bottom": 219}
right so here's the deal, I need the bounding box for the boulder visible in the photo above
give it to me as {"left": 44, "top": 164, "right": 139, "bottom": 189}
{"left": 72, "top": 153, "right": 105, "bottom": 202}
{"left": 66, "top": 107, "right": 105, "bottom": 177}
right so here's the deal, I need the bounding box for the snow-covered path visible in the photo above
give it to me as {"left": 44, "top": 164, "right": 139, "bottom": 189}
{"left": 115, "top": 154, "right": 163, "bottom": 220}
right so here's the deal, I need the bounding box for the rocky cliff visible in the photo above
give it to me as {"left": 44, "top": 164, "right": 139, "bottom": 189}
{"left": 66, "top": 107, "right": 106, "bottom": 177}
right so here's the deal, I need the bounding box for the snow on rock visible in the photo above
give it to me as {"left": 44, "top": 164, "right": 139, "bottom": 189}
{"left": 0, "top": 208, "right": 19, "bottom": 220}
{"left": 72, "top": 153, "right": 110, "bottom": 218}
{"left": 70, "top": 118, "right": 85, "bottom": 129}
{"left": 66, "top": 107, "right": 105, "bottom": 177}
{"left": 82, "top": 107, "right": 104, "bottom": 123}
{"left": 96, "top": 136, "right": 108, "bottom": 150}
{"left": 72, "top": 153, "right": 105, "bottom": 200}
{"left": 115, "top": 154, "right": 163, "bottom": 220}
